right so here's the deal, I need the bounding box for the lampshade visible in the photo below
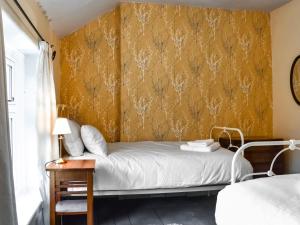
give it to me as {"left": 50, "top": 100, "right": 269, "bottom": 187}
{"left": 52, "top": 117, "right": 71, "bottom": 135}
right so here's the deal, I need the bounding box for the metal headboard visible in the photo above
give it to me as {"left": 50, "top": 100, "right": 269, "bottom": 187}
{"left": 210, "top": 126, "right": 245, "bottom": 150}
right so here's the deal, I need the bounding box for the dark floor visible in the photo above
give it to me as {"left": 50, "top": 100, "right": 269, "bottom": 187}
{"left": 63, "top": 195, "right": 217, "bottom": 225}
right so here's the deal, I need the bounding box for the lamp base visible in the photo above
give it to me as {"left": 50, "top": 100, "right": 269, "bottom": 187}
{"left": 55, "top": 158, "right": 66, "bottom": 164}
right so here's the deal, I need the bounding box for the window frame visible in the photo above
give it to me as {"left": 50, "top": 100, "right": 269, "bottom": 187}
{"left": 6, "top": 57, "right": 16, "bottom": 104}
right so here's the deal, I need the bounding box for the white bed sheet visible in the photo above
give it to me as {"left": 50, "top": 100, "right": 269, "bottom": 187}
{"left": 69, "top": 141, "right": 252, "bottom": 191}
{"left": 215, "top": 174, "right": 300, "bottom": 225}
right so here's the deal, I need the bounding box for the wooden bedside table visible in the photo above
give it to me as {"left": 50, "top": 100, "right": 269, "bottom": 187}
{"left": 220, "top": 137, "right": 285, "bottom": 175}
{"left": 46, "top": 160, "right": 95, "bottom": 225}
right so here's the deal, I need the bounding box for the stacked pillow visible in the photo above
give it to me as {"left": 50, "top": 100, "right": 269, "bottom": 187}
{"left": 63, "top": 119, "right": 107, "bottom": 157}
{"left": 63, "top": 120, "right": 84, "bottom": 156}
{"left": 81, "top": 125, "right": 107, "bottom": 157}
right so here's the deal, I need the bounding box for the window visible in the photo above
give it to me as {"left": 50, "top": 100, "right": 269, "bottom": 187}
{"left": 3, "top": 10, "right": 41, "bottom": 225}
{"left": 6, "top": 58, "right": 15, "bottom": 103}
{"left": 8, "top": 111, "right": 16, "bottom": 158}
{"left": 6, "top": 58, "right": 16, "bottom": 159}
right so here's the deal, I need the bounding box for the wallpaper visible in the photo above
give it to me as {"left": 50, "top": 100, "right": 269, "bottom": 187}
{"left": 60, "top": 3, "right": 273, "bottom": 142}
{"left": 60, "top": 8, "right": 121, "bottom": 142}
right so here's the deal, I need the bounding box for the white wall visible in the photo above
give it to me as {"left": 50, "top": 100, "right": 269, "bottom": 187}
{"left": 271, "top": 0, "right": 300, "bottom": 173}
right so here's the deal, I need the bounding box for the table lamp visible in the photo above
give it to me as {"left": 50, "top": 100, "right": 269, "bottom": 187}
{"left": 53, "top": 117, "right": 71, "bottom": 164}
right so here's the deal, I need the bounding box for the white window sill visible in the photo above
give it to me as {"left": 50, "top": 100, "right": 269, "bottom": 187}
{"left": 16, "top": 190, "right": 42, "bottom": 225}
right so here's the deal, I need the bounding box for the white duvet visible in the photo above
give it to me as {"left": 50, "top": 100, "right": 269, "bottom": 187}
{"left": 215, "top": 174, "right": 300, "bottom": 225}
{"left": 69, "top": 141, "right": 252, "bottom": 191}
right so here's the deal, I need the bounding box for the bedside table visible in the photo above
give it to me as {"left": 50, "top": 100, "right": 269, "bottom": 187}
{"left": 46, "top": 160, "right": 95, "bottom": 225}
{"left": 220, "top": 137, "right": 285, "bottom": 175}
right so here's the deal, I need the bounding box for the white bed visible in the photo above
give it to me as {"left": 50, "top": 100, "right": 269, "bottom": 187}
{"left": 215, "top": 139, "right": 300, "bottom": 225}
{"left": 215, "top": 174, "right": 300, "bottom": 225}
{"left": 69, "top": 141, "right": 253, "bottom": 195}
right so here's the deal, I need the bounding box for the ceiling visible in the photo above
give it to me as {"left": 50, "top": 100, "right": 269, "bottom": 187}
{"left": 37, "top": 0, "right": 291, "bottom": 37}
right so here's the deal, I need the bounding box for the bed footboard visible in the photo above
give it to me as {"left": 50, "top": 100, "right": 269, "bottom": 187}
{"left": 231, "top": 139, "right": 300, "bottom": 184}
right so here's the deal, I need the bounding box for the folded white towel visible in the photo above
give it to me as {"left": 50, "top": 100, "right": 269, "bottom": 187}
{"left": 187, "top": 139, "right": 214, "bottom": 147}
{"left": 180, "top": 142, "right": 220, "bottom": 153}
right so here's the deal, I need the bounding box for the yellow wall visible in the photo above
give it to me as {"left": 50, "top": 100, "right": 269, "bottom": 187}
{"left": 61, "top": 3, "right": 273, "bottom": 142}
{"left": 271, "top": 0, "right": 300, "bottom": 173}
{"left": 61, "top": 8, "right": 121, "bottom": 142}
{"left": 120, "top": 3, "right": 272, "bottom": 141}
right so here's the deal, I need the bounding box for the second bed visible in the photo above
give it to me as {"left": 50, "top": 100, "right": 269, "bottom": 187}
{"left": 216, "top": 174, "right": 300, "bottom": 225}
{"left": 69, "top": 141, "right": 252, "bottom": 195}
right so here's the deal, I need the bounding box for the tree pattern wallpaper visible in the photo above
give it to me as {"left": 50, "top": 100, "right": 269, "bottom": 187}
{"left": 60, "top": 8, "right": 121, "bottom": 142}
{"left": 60, "top": 3, "right": 272, "bottom": 143}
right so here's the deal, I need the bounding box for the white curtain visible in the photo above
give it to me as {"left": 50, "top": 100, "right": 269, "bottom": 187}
{"left": 36, "top": 41, "right": 58, "bottom": 225}
{"left": 0, "top": 8, "right": 18, "bottom": 225}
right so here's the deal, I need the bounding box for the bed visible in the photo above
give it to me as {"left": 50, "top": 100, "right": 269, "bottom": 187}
{"left": 69, "top": 141, "right": 252, "bottom": 195}
{"left": 67, "top": 126, "right": 253, "bottom": 196}
{"left": 216, "top": 174, "right": 300, "bottom": 225}
{"left": 215, "top": 140, "right": 300, "bottom": 225}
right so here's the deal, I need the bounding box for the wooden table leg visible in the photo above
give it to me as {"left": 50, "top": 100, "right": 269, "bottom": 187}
{"left": 87, "top": 172, "right": 94, "bottom": 225}
{"left": 50, "top": 172, "right": 56, "bottom": 225}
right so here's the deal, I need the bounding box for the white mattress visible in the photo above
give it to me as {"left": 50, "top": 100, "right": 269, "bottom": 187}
{"left": 69, "top": 141, "right": 252, "bottom": 191}
{"left": 215, "top": 174, "right": 300, "bottom": 225}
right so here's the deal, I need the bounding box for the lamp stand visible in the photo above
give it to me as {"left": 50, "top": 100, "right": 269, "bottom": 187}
{"left": 55, "top": 135, "right": 66, "bottom": 164}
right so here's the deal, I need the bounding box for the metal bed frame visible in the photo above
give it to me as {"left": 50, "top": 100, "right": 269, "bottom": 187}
{"left": 231, "top": 139, "right": 300, "bottom": 184}
{"left": 94, "top": 126, "right": 245, "bottom": 196}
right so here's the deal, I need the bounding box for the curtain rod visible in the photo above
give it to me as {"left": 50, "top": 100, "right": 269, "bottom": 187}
{"left": 13, "top": 0, "right": 56, "bottom": 60}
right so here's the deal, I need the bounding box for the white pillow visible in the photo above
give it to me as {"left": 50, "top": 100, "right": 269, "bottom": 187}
{"left": 63, "top": 119, "right": 84, "bottom": 156}
{"left": 81, "top": 125, "right": 107, "bottom": 156}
